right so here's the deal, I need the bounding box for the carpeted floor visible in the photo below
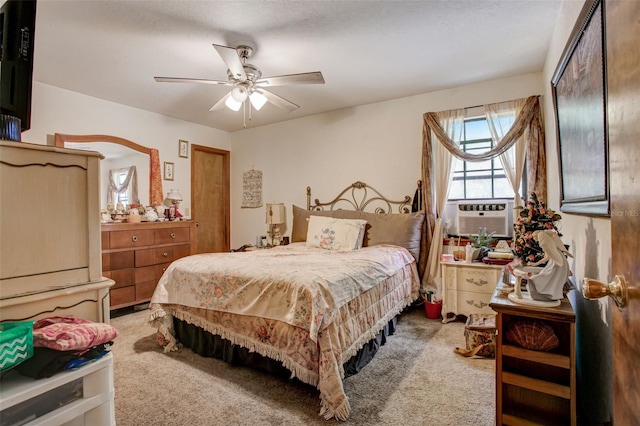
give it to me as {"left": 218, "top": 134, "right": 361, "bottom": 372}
{"left": 109, "top": 304, "right": 495, "bottom": 425}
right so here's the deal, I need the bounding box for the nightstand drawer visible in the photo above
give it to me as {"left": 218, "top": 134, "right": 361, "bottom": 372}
{"left": 441, "top": 261, "right": 504, "bottom": 323}
{"left": 446, "top": 289, "right": 493, "bottom": 314}
{"left": 455, "top": 267, "right": 500, "bottom": 293}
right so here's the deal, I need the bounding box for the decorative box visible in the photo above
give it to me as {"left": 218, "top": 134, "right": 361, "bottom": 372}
{"left": 464, "top": 313, "right": 496, "bottom": 358}
{"left": 0, "top": 321, "right": 34, "bottom": 372}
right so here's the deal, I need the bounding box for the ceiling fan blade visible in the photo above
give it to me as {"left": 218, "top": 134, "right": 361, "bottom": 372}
{"left": 209, "top": 92, "right": 231, "bottom": 111}
{"left": 256, "top": 71, "right": 324, "bottom": 87}
{"left": 257, "top": 89, "right": 299, "bottom": 113}
{"left": 154, "top": 77, "right": 231, "bottom": 86}
{"left": 213, "top": 44, "right": 247, "bottom": 81}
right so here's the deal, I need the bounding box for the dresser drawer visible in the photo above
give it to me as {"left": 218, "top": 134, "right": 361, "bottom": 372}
{"left": 108, "top": 229, "right": 155, "bottom": 249}
{"left": 154, "top": 227, "right": 190, "bottom": 245}
{"left": 110, "top": 286, "right": 135, "bottom": 307}
{"left": 103, "top": 268, "right": 135, "bottom": 289}
{"left": 136, "top": 280, "right": 158, "bottom": 301}
{"left": 135, "top": 244, "right": 191, "bottom": 267}
{"left": 103, "top": 251, "right": 135, "bottom": 271}
{"left": 135, "top": 263, "right": 170, "bottom": 284}
{"left": 101, "top": 231, "right": 109, "bottom": 250}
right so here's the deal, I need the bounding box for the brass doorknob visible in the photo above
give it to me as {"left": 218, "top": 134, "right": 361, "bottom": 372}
{"left": 583, "top": 275, "right": 628, "bottom": 309}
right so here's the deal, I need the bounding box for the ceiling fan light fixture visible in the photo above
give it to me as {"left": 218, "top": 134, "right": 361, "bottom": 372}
{"left": 249, "top": 91, "right": 268, "bottom": 111}
{"left": 230, "top": 86, "right": 248, "bottom": 102}
{"left": 225, "top": 95, "right": 243, "bottom": 111}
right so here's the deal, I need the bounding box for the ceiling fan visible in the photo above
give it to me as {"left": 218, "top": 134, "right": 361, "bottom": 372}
{"left": 154, "top": 43, "right": 325, "bottom": 114}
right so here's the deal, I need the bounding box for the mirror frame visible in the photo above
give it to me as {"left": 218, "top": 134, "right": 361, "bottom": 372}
{"left": 54, "top": 133, "right": 154, "bottom": 206}
{"left": 54, "top": 133, "right": 152, "bottom": 156}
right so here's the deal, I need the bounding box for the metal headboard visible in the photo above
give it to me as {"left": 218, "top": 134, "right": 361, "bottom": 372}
{"left": 306, "top": 181, "right": 418, "bottom": 214}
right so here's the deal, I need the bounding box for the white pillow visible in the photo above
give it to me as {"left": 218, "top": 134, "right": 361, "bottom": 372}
{"left": 305, "top": 216, "right": 367, "bottom": 250}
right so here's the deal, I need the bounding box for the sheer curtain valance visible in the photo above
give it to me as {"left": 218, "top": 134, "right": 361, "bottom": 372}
{"left": 419, "top": 95, "right": 546, "bottom": 296}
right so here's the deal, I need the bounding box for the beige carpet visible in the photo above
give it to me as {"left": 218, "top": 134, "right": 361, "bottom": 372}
{"left": 109, "top": 305, "right": 495, "bottom": 425}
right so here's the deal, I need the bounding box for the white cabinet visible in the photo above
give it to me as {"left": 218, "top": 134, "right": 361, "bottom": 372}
{"left": 0, "top": 353, "right": 115, "bottom": 426}
{"left": 0, "top": 140, "right": 113, "bottom": 323}
{"left": 441, "top": 261, "right": 504, "bottom": 323}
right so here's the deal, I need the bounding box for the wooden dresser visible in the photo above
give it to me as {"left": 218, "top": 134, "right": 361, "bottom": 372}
{"left": 101, "top": 221, "right": 196, "bottom": 309}
{"left": 490, "top": 289, "right": 576, "bottom": 425}
{"left": 0, "top": 140, "right": 114, "bottom": 323}
{"left": 440, "top": 261, "right": 504, "bottom": 323}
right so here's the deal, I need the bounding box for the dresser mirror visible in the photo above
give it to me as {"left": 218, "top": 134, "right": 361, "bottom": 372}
{"left": 54, "top": 134, "right": 152, "bottom": 209}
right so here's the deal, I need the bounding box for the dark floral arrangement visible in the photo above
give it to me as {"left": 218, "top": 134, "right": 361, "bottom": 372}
{"left": 512, "top": 192, "right": 562, "bottom": 265}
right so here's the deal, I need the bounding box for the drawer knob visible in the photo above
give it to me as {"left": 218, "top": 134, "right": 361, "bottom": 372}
{"left": 170, "top": 233, "right": 176, "bottom": 239}
{"left": 163, "top": 252, "right": 169, "bottom": 257}
{"left": 132, "top": 235, "right": 138, "bottom": 242}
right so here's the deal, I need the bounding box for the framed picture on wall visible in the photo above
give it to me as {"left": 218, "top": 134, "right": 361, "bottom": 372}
{"left": 551, "top": 0, "right": 609, "bottom": 216}
{"left": 179, "top": 139, "right": 189, "bottom": 158}
{"left": 164, "top": 161, "right": 174, "bottom": 181}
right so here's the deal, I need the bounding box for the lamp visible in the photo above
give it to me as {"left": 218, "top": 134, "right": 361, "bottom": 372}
{"left": 265, "top": 203, "right": 285, "bottom": 246}
{"left": 249, "top": 91, "right": 267, "bottom": 111}
{"left": 165, "top": 189, "right": 183, "bottom": 220}
{"left": 224, "top": 86, "right": 248, "bottom": 111}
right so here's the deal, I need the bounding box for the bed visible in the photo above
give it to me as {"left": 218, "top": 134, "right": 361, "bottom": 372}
{"left": 149, "top": 182, "right": 424, "bottom": 420}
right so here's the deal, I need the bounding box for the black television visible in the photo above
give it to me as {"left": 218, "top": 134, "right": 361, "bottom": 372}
{"left": 1, "top": 0, "right": 36, "bottom": 134}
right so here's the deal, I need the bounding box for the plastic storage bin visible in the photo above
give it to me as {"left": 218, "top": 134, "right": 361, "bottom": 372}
{"left": 0, "top": 321, "right": 34, "bottom": 372}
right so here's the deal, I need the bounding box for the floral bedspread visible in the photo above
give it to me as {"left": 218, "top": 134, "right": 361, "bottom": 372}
{"left": 149, "top": 243, "right": 420, "bottom": 420}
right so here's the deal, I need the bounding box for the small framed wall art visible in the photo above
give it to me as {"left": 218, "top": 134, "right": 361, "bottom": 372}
{"left": 179, "top": 139, "right": 189, "bottom": 158}
{"left": 164, "top": 161, "right": 174, "bottom": 181}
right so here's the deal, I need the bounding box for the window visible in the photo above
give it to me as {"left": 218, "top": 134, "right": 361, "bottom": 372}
{"left": 114, "top": 169, "right": 130, "bottom": 205}
{"left": 448, "top": 116, "right": 524, "bottom": 200}
{"left": 108, "top": 166, "right": 138, "bottom": 208}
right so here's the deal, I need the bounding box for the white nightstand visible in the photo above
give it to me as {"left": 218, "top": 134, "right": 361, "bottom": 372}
{"left": 440, "top": 261, "right": 504, "bottom": 323}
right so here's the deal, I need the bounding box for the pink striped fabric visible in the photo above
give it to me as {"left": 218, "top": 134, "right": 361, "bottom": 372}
{"left": 33, "top": 316, "right": 118, "bottom": 351}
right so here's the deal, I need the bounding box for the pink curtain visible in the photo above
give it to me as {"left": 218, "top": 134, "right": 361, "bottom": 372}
{"left": 150, "top": 149, "right": 163, "bottom": 206}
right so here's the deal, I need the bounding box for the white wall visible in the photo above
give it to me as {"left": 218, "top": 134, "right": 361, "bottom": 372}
{"left": 542, "top": 0, "right": 611, "bottom": 288}
{"left": 542, "top": 0, "right": 612, "bottom": 422}
{"left": 22, "top": 82, "right": 231, "bottom": 214}
{"left": 229, "top": 73, "right": 543, "bottom": 247}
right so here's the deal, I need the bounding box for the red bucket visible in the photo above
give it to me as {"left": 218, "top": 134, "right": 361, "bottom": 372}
{"left": 424, "top": 300, "right": 443, "bottom": 319}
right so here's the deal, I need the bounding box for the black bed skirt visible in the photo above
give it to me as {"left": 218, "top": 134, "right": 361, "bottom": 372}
{"left": 173, "top": 317, "right": 398, "bottom": 380}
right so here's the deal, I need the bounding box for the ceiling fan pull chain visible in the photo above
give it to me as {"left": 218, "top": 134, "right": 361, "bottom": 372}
{"left": 243, "top": 100, "right": 247, "bottom": 128}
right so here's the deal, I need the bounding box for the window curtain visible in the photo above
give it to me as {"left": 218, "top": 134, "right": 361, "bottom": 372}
{"left": 420, "top": 95, "right": 545, "bottom": 296}
{"left": 150, "top": 148, "right": 164, "bottom": 206}
{"left": 420, "top": 109, "right": 465, "bottom": 297}
{"left": 107, "top": 166, "right": 139, "bottom": 206}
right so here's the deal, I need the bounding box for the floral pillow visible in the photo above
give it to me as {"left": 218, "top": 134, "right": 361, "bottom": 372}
{"left": 305, "top": 216, "right": 367, "bottom": 250}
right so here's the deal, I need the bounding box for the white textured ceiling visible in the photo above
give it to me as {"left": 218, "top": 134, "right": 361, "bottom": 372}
{"left": 33, "top": 0, "right": 562, "bottom": 133}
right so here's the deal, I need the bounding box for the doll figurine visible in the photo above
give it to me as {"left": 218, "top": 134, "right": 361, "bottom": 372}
{"left": 513, "top": 230, "right": 573, "bottom": 301}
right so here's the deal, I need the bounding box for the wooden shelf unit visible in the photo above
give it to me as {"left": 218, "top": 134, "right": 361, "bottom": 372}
{"left": 490, "top": 290, "right": 576, "bottom": 426}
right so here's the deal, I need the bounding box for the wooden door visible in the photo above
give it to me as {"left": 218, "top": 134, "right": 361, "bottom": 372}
{"left": 606, "top": 1, "right": 639, "bottom": 424}
{"left": 191, "top": 144, "right": 230, "bottom": 254}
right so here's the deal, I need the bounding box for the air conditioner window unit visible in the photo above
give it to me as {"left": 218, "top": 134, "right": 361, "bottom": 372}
{"left": 446, "top": 200, "right": 513, "bottom": 238}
